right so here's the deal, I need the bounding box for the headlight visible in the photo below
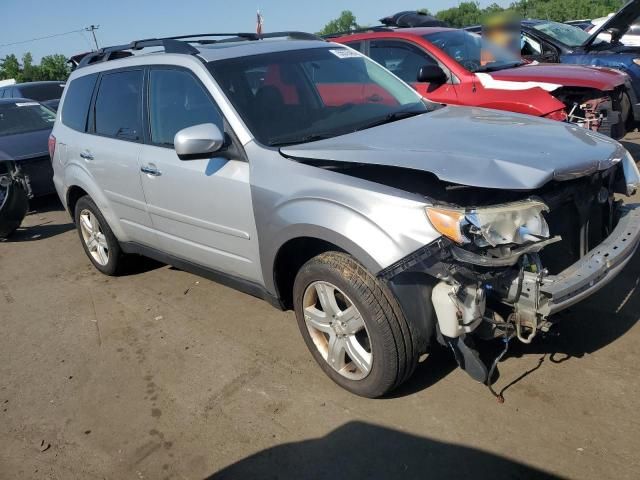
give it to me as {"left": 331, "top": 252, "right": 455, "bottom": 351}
{"left": 426, "top": 199, "right": 550, "bottom": 247}
{"left": 623, "top": 151, "right": 640, "bottom": 196}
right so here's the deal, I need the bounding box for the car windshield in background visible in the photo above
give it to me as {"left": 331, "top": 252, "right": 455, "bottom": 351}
{"left": 424, "top": 30, "right": 524, "bottom": 73}
{"left": 19, "top": 83, "right": 65, "bottom": 101}
{"left": 208, "top": 47, "right": 430, "bottom": 146}
{"left": 531, "top": 21, "right": 592, "bottom": 47}
{"left": 0, "top": 102, "right": 55, "bottom": 136}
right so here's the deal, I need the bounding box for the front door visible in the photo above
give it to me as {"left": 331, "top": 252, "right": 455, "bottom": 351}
{"left": 137, "top": 67, "right": 262, "bottom": 283}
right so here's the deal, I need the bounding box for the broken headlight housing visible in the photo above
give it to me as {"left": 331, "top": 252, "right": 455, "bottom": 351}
{"left": 426, "top": 199, "right": 550, "bottom": 247}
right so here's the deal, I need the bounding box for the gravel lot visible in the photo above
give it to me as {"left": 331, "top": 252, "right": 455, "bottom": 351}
{"left": 2, "top": 136, "right": 640, "bottom": 479}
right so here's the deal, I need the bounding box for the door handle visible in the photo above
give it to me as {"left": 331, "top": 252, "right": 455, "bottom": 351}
{"left": 80, "top": 151, "right": 94, "bottom": 161}
{"left": 141, "top": 165, "right": 162, "bottom": 176}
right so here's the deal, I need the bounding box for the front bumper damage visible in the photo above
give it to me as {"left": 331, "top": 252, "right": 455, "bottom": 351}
{"left": 380, "top": 202, "right": 640, "bottom": 384}
{"left": 508, "top": 204, "right": 640, "bottom": 321}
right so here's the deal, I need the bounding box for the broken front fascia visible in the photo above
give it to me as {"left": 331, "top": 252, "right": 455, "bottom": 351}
{"left": 379, "top": 156, "right": 640, "bottom": 346}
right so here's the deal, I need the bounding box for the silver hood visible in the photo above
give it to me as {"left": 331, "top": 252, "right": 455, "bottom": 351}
{"left": 281, "top": 106, "right": 626, "bottom": 190}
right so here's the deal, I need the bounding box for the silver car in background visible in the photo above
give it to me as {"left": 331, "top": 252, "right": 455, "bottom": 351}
{"left": 51, "top": 32, "right": 640, "bottom": 398}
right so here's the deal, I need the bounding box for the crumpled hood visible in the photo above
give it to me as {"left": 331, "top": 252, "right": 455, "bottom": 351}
{"left": 281, "top": 106, "right": 627, "bottom": 190}
{"left": 488, "top": 63, "right": 627, "bottom": 91}
{"left": 0, "top": 128, "right": 50, "bottom": 161}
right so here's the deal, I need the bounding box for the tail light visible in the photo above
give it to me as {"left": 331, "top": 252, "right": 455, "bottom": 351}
{"left": 544, "top": 109, "right": 568, "bottom": 122}
{"left": 48, "top": 134, "right": 56, "bottom": 160}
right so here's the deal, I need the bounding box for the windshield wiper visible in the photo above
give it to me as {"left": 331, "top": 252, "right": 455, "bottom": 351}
{"left": 355, "top": 108, "right": 426, "bottom": 132}
{"left": 475, "top": 61, "right": 525, "bottom": 72}
{"left": 270, "top": 132, "right": 337, "bottom": 147}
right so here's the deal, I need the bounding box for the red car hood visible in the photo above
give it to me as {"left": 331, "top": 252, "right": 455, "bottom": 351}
{"left": 487, "top": 63, "right": 627, "bottom": 91}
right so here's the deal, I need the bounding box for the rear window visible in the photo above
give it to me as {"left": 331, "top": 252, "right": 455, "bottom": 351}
{"left": 62, "top": 74, "right": 97, "bottom": 132}
{"left": 94, "top": 70, "right": 143, "bottom": 141}
{"left": 0, "top": 102, "right": 55, "bottom": 136}
{"left": 18, "top": 83, "right": 65, "bottom": 101}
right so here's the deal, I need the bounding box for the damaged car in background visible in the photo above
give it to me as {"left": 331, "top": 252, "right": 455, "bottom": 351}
{"left": 332, "top": 22, "right": 634, "bottom": 138}
{"left": 52, "top": 34, "right": 640, "bottom": 398}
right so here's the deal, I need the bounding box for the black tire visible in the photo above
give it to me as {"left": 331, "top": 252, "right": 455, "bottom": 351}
{"left": 74, "top": 196, "right": 123, "bottom": 276}
{"left": 293, "top": 252, "right": 418, "bottom": 398}
{"left": 0, "top": 182, "right": 28, "bottom": 239}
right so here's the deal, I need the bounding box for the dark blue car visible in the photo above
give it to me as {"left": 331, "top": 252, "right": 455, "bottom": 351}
{"left": 0, "top": 98, "right": 56, "bottom": 197}
{"left": 467, "top": 0, "right": 640, "bottom": 124}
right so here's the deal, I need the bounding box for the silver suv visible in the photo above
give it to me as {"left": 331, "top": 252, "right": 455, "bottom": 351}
{"left": 51, "top": 32, "right": 640, "bottom": 398}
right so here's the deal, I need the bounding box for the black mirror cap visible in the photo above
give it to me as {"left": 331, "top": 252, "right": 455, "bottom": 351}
{"left": 417, "top": 65, "right": 447, "bottom": 84}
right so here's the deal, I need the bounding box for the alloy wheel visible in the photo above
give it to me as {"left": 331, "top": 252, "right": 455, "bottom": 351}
{"left": 302, "top": 281, "right": 373, "bottom": 380}
{"left": 79, "top": 209, "right": 109, "bottom": 266}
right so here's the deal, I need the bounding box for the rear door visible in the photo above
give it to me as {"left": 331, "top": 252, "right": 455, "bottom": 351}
{"left": 83, "top": 68, "right": 156, "bottom": 245}
{"left": 137, "top": 66, "right": 261, "bottom": 283}
{"left": 367, "top": 39, "right": 458, "bottom": 104}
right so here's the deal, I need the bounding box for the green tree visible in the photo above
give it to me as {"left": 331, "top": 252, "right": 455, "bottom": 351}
{"left": 0, "top": 54, "right": 22, "bottom": 81}
{"left": 318, "top": 10, "right": 360, "bottom": 36}
{"left": 21, "top": 52, "right": 41, "bottom": 82}
{"left": 39, "top": 54, "right": 70, "bottom": 81}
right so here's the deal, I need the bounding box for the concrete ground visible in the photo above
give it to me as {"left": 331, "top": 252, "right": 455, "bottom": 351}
{"left": 1, "top": 137, "right": 640, "bottom": 480}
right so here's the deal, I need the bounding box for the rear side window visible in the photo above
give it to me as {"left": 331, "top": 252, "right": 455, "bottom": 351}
{"left": 62, "top": 74, "right": 97, "bottom": 132}
{"left": 94, "top": 70, "right": 143, "bottom": 141}
{"left": 148, "top": 68, "right": 223, "bottom": 146}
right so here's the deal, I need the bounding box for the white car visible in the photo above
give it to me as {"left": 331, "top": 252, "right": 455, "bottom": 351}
{"left": 590, "top": 14, "right": 640, "bottom": 46}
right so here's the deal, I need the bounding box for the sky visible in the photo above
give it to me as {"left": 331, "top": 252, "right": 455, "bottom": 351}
{"left": 0, "top": 0, "right": 511, "bottom": 62}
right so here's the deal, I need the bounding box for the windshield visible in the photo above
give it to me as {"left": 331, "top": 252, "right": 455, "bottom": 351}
{"left": 0, "top": 101, "right": 55, "bottom": 136}
{"left": 207, "top": 47, "right": 430, "bottom": 146}
{"left": 424, "top": 30, "right": 523, "bottom": 73}
{"left": 531, "top": 21, "right": 592, "bottom": 47}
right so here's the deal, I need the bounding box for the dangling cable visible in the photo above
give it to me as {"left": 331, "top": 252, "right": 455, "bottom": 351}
{"left": 486, "top": 333, "right": 514, "bottom": 404}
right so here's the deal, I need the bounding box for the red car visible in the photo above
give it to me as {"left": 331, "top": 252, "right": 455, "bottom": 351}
{"left": 331, "top": 27, "right": 632, "bottom": 138}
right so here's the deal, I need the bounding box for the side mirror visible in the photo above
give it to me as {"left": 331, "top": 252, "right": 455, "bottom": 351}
{"left": 417, "top": 65, "right": 447, "bottom": 84}
{"left": 174, "top": 123, "right": 225, "bottom": 161}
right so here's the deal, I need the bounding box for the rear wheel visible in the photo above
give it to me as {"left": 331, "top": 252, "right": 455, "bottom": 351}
{"left": 293, "top": 252, "right": 418, "bottom": 398}
{"left": 0, "top": 180, "right": 29, "bottom": 239}
{"left": 74, "top": 196, "right": 123, "bottom": 275}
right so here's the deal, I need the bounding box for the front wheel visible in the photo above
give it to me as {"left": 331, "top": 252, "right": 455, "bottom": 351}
{"left": 0, "top": 180, "right": 29, "bottom": 239}
{"left": 293, "top": 252, "right": 418, "bottom": 398}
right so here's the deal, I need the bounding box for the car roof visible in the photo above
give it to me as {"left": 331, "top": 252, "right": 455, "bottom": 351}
{"left": 333, "top": 26, "right": 458, "bottom": 39}
{"left": 196, "top": 39, "right": 335, "bottom": 62}
{"left": 7, "top": 81, "right": 65, "bottom": 87}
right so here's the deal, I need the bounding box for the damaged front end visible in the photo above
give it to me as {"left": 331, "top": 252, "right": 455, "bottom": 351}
{"left": 378, "top": 153, "right": 640, "bottom": 384}
{"left": 552, "top": 86, "right": 629, "bottom": 138}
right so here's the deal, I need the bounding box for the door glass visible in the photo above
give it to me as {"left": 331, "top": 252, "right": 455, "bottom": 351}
{"left": 94, "top": 70, "right": 143, "bottom": 141}
{"left": 149, "top": 69, "right": 223, "bottom": 146}
{"left": 369, "top": 40, "right": 435, "bottom": 84}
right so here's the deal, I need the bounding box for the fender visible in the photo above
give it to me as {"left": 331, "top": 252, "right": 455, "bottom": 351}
{"left": 474, "top": 87, "right": 566, "bottom": 117}
{"left": 259, "top": 195, "right": 437, "bottom": 295}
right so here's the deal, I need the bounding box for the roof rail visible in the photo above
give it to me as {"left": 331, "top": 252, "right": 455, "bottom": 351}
{"left": 322, "top": 26, "right": 394, "bottom": 39}
{"left": 76, "top": 31, "right": 323, "bottom": 69}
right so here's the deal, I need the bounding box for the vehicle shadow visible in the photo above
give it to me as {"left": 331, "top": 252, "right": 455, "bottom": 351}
{"left": 206, "top": 421, "right": 560, "bottom": 480}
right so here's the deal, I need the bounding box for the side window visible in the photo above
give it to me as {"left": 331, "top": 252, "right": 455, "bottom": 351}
{"left": 94, "top": 70, "right": 143, "bottom": 141}
{"left": 61, "top": 73, "right": 97, "bottom": 132}
{"left": 148, "top": 69, "right": 223, "bottom": 146}
{"left": 369, "top": 40, "right": 435, "bottom": 84}
{"left": 343, "top": 41, "right": 363, "bottom": 52}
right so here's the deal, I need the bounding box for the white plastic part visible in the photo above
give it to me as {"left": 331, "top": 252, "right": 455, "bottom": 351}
{"left": 432, "top": 282, "right": 486, "bottom": 338}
